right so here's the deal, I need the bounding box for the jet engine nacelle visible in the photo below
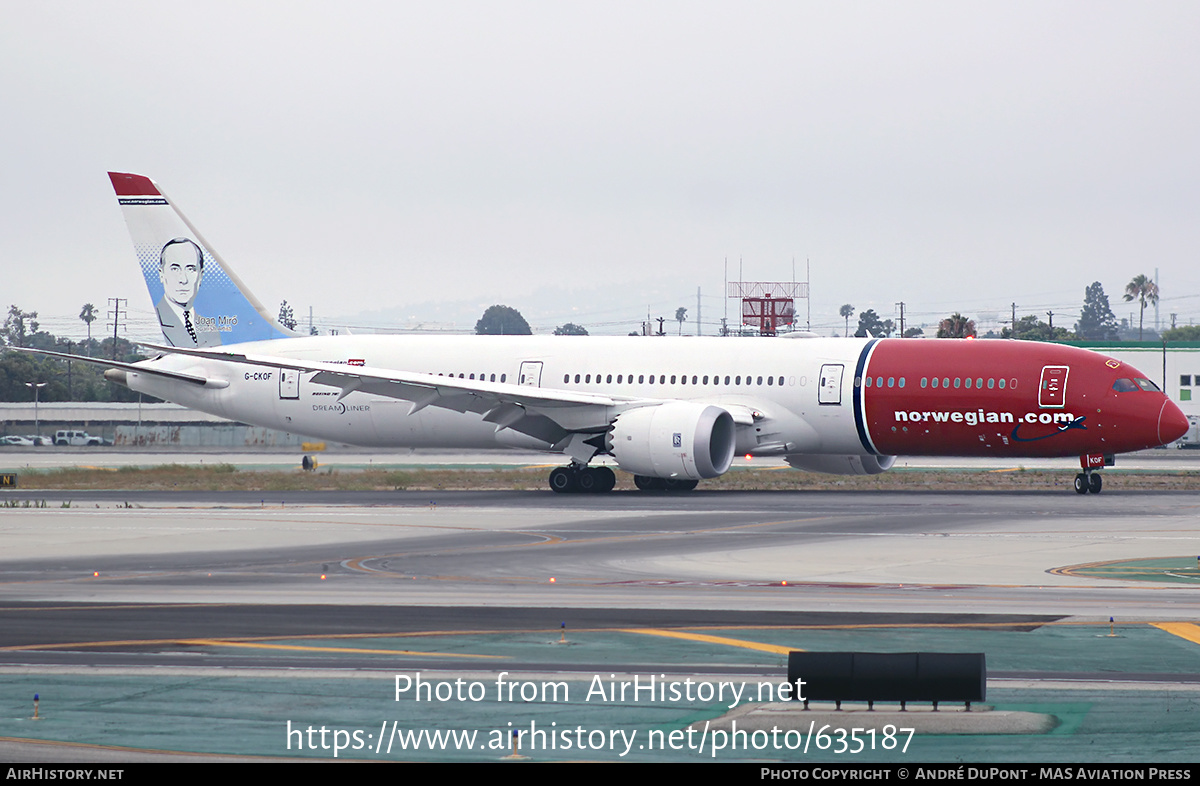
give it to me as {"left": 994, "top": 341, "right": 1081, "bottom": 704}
{"left": 610, "top": 403, "right": 736, "bottom": 480}
{"left": 784, "top": 454, "right": 896, "bottom": 476}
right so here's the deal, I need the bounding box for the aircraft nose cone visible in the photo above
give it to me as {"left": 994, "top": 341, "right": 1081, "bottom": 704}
{"left": 1159, "top": 399, "right": 1189, "bottom": 445}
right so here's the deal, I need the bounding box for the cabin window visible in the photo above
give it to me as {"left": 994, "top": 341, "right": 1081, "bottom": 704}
{"left": 998, "top": 378, "right": 1006, "bottom": 389}
{"left": 606, "top": 374, "right": 612, "bottom": 383}
{"left": 975, "top": 378, "right": 982, "bottom": 388}
{"left": 898, "top": 377, "right": 906, "bottom": 388}
{"left": 767, "top": 376, "right": 774, "bottom": 386}
{"left": 671, "top": 375, "right": 677, "bottom": 384}
{"left": 954, "top": 378, "right": 961, "bottom": 389}
{"left": 888, "top": 377, "right": 895, "bottom": 388}
{"left": 864, "top": 376, "right": 872, "bottom": 387}
{"left": 574, "top": 374, "right": 581, "bottom": 383}
{"left": 931, "top": 377, "right": 939, "bottom": 389}
{"left": 638, "top": 375, "right": 644, "bottom": 383}
{"left": 964, "top": 377, "right": 972, "bottom": 389}
{"left": 987, "top": 378, "right": 995, "bottom": 389}
{"left": 693, "top": 375, "right": 699, "bottom": 385}
{"left": 703, "top": 376, "right": 709, "bottom": 385}
{"left": 920, "top": 377, "right": 927, "bottom": 389}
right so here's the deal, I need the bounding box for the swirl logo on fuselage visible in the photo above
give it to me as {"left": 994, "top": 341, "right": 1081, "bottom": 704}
{"left": 1010, "top": 416, "right": 1087, "bottom": 442}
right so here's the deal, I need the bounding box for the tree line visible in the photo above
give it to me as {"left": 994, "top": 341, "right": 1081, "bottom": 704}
{"left": 0, "top": 305, "right": 153, "bottom": 403}
{"left": 840, "top": 276, "right": 1199, "bottom": 341}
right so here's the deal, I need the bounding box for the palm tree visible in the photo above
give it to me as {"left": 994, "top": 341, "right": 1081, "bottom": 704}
{"left": 937, "top": 312, "right": 977, "bottom": 338}
{"left": 79, "top": 303, "right": 96, "bottom": 357}
{"left": 675, "top": 307, "right": 687, "bottom": 336}
{"left": 839, "top": 304, "right": 855, "bottom": 337}
{"left": 1123, "top": 275, "right": 1159, "bottom": 340}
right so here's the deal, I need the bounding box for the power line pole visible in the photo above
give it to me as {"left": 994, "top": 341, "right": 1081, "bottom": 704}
{"left": 896, "top": 302, "right": 906, "bottom": 337}
{"left": 107, "top": 298, "right": 127, "bottom": 361}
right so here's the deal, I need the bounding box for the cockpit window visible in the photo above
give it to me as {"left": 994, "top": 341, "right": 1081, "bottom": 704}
{"left": 1113, "top": 377, "right": 1161, "bottom": 392}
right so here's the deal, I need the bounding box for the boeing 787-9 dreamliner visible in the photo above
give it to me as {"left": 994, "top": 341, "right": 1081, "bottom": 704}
{"left": 16, "top": 173, "right": 1190, "bottom": 494}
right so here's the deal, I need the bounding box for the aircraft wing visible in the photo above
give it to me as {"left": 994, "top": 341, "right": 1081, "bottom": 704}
{"left": 6, "top": 346, "right": 220, "bottom": 388}
{"left": 135, "top": 342, "right": 642, "bottom": 444}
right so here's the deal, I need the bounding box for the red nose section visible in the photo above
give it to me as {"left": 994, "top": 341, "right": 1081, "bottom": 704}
{"left": 1159, "top": 399, "right": 1189, "bottom": 445}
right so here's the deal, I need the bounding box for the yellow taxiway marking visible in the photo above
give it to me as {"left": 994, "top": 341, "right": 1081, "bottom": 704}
{"left": 623, "top": 628, "right": 797, "bottom": 655}
{"left": 1152, "top": 622, "right": 1200, "bottom": 647}
{"left": 181, "top": 639, "right": 503, "bottom": 659}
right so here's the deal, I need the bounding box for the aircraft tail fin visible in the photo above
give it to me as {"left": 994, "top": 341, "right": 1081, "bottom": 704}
{"left": 108, "top": 172, "right": 300, "bottom": 347}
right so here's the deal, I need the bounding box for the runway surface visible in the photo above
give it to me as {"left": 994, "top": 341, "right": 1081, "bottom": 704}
{"left": 2, "top": 484, "right": 1199, "bottom": 762}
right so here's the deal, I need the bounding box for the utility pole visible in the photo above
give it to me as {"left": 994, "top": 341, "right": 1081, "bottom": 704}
{"left": 107, "top": 297, "right": 127, "bottom": 362}
{"left": 1010, "top": 302, "right": 1017, "bottom": 336}
{"left": 24, "top": 382, "right": 47, "bottom": 436}
{"left": 1046, "top": 311, "right": 1054, "bottom": 331}
{"left": 896, "top": 302, "right": 906, "bottom": 337}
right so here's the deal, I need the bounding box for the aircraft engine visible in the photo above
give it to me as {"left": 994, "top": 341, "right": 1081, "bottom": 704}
{"left": 609, "top": 403, "right": 736, "bottom": 480}
{"left": 784, "top": 454, "right": 896, "bottom": 476}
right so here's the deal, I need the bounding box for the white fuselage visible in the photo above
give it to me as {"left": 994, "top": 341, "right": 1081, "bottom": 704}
{"left": 128, "top": 335, "right": 870, "bottom": 456}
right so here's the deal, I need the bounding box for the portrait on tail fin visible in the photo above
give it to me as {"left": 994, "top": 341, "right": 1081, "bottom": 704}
{"left": 154, "top": 237, "right": 222, "bottom": 347}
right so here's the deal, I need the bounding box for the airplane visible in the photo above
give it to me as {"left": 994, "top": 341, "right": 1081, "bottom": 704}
{"left": 14, "top": 172, "right": 1191, "bottom": 494}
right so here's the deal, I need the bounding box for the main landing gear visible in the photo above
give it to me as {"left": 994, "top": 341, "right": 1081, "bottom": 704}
{"left": 633, "top": 476, "right": 698, "bottom": 492}
{"left": 545, "top": 465, "right": 700, "bottom": 493}
{"left": 548, "top": 464, "right": 617, "bottom": 494}
{"left": 1074, "top": 470, "right": 1102, "bottom": 495}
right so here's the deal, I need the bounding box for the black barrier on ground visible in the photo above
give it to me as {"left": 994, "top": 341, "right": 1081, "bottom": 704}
{"left": 788, "top": 651, "right": 985, "bottom": 709}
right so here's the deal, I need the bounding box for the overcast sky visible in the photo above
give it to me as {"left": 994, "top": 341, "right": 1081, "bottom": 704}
{"left": 2, "top": 1, "right": 1198, "bottom": 339}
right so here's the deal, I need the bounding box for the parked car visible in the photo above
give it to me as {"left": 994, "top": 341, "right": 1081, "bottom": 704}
{"left": 1, "top": 435, "right": 35, "bottom": 446}
{"left": 25, "top": 435, "right": 52, "bottom": 446}
{"left": 54, "top": 430, "right": 104, "bottom": 446}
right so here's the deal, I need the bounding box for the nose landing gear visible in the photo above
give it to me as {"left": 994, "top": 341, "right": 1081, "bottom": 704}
{"left": 1075, "top": 453, "right": 1110, "bottom": 494}
{"left": 1074, "top": 470, "right": 1102, "bottom": 494}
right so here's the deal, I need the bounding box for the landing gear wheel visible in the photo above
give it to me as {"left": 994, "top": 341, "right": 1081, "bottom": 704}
{"left": 1074, "top": 474, "right": 1088, "bottom": 494}
{"left": 549, "top": 467, "right": 577, "bottom": 494}
{"left": 634, "top": 475, "right": 664, "bottom": 491}
{"left": 1088, "top": 473, "right": 1102, "bottom": 494}
{"left": 662, "top": 478, "right": 699, "bottom": 491}
{"left": 592, "top": 466, "right": 616, "bottom": 492}
{"left": 576, "top": 469, "right": 598, "bottom": 493}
